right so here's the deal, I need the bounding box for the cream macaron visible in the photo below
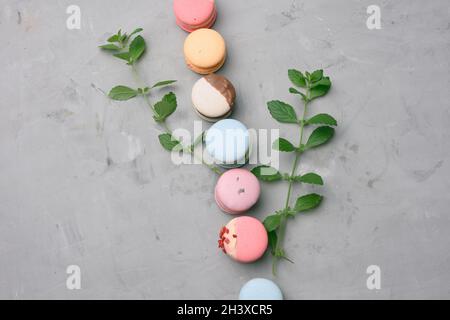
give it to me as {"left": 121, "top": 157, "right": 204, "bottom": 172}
{"left": 183, "top": 28, "right": 226, "bottom": 74}
{"left": 191, "top": 73, "right": 236, "bottom": 122}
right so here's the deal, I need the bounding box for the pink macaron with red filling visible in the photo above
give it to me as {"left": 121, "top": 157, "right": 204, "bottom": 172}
{"left": 218, "top": 216, "right": 268, "bottom": 263}
{"left": 173, "top": 0, "right": 217, "bottom": 32}
{"left": 215, "top": 168, "right": 261, "bottom": 214}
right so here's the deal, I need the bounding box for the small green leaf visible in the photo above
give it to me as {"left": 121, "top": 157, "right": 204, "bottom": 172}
{"left": 251, "top": 165, "right": 282, "bottom": 182}
{"left": 297, "top": 173, "right": 323, "bottom": 185}
{"left": 264, "top": 214, "right": 282, "bottom": 232}
{"left": 306, "top": 113, "right": 337, "bottom": 126}
{"left": 294, "top": 193, "right": 323, "bottom": 213}
{"left": 151, "top": 80, "right": 177, "bottom": 89}
{"left": 309, "top": 77, "right": 331, "bottom": 100}
{"left": 267, "top": 230, "right": 277, "bottom": 255}
{"left": 289, "top": 87, "right": 307, "bottom": 100}
{"left": 305, "top": 126, "right": 334, "bottom": 149}
{"left": 272, "top": 138, "right": 296, "bottom": 152}
{"left": 119, "top": 33, "right": 128, "bottom": 43}
{"left": 108, "top": 85, "right": 138, "bottom": 101}
{"left": 288, "top": 69, "right": 306, "bottom": 88}
{"left": 107, "top": 34, "right": 119, "bottom": 43}
{"left": 153, "top": 92, "right": 177, "bottom": 122}
{"left": 267, "top": 100, "right": 298, "bottom": 123}
{"left": 129, "top": 28, "right": 143, "bottom": 37}
{"left": 129, "top": 35, "right": 146, "bottom": 63}
{"left": 99, "top": 44, "right": 121, "bottom": 51}
{"left": 310, "top": 69, "right": 323, "bottom": 83}
{"left": 113, "top": 52, "right": 131, "bottom": 62}
{"left": 158, "top": 133, "right": 181, "bottom": 151}
{"left": 310, "top": 76, "right": 331, "bottom": 88}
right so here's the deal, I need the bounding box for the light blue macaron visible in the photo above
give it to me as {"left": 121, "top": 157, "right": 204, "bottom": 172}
{"left": 239, "top": 278, "right": 283, "bottom": 300}
{"left": 205, "top": 119, "right": 250, "bottom": 169}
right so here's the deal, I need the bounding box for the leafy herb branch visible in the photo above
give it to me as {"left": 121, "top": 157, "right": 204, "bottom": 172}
{"left": 251, "top": 69, "right": 336, "bottom": 275}
{"left": 99, "top": 28, "right": 222, "bottom": 175}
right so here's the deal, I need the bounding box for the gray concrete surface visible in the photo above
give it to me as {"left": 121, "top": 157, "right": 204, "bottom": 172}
{"left": 1, "top": 0, "right": 449, "bottom": 299}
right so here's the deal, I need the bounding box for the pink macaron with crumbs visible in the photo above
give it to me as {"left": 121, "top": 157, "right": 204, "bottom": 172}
{"left": 215, "top": 169, "right": 261, "bottom": 214}
{"left": 218, "top": 216, "right": 268, "bottom": 263}
{"left": 173, "top": 0, "right": 217, "bottom": 32}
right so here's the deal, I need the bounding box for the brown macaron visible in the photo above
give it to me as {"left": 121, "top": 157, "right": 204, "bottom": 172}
{"left": 191, "top": 74, "right": 236, "bottom": 122}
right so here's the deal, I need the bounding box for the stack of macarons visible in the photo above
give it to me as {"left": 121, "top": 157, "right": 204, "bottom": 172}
{"left": 174, "top": 0, "right": 226, "bottom": 74}
{"left": 173, "top": 0, "right": 282, "bottom": 299}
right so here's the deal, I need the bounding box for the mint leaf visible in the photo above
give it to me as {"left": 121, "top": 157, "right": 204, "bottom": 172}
{"left": 305, "top": 126, "right": 334, "bottom": 149}
{"left": 310, "top": 70, "right": 323, "bottom": 83}
{"left": 289, "top": 87, "right": 307, "bottom": 100}
{"left": 267, "top": 100, "right": 298, "bottom": 123}
{"left": 158, "top": 133, "right": 181, "bottom": 151}
{"left": 99, "top": 44, "right": 121, "bottom": 51}
{"left": 108, "top": 85, "right": 138, "bottom": 101}
{"left": 113, "top": 52, "right": 131, "bottom": 63}
{"left": 310, "top": 77, "right": 331, "bottom": 89}
{"left": 273, "top": 138, "right": 296, "bottom": 152}
{"left": 297, "top": 173, "right": 323, "bottom": 185}
{"left": 306, "top": 113, "right": 337, "bottom": 126}
{"left": 294, "top": 193, "right": 323, "bottom": 213}
{"left": 309, "top": 77, "right": 331, "bottom": 100}
{"left": 151, "top": 80, "right": 177, "bottom": 89}
{"left": 107, "top": 34, "right": 119, "bottom": 43}
{"left": 154, "top": 92, "right": 177, "bottom": 122}
{"left": 267, "top": 230, "right": 277, "bottom": 255}
{"left": 129, "top": 28, "right": 143, "bottom": 38}
{"left": 129, "top": 35, "right": 146, "bottom": 63}
{"left": 251, "top": 165, "right": 282, "bottom": 182}
{"left": 264, "top": 214, "right": 282, "bottom": 232}
{"left": 120, "top": 33, "right": 128, "bottom": 43}
{"left": 288, "top": 69, "right": 306, "bottom": 88}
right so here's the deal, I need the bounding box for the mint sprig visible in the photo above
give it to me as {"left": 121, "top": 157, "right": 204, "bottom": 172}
{"left": 252, "top": 69, "right": 336, "bottom": 275}
{"left": 99, "top": 28, "right": 222, "bottom": 175}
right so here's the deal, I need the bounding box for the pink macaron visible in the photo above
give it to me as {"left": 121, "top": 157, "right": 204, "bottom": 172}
{"left": 215, "top": 169, "right": 261, "bottom": 214}
{"left": 218, "top": 216, "right": 268, "bottom": 263}
{"left": 173, "top": 0, "right": 217, "bottom": 32}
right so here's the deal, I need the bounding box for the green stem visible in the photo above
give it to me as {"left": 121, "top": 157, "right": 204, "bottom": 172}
{"left": 185, "top": 148, "right": 222, "bottom": 175}
{"left": 130, "top": 63, "right": 221, "bottom": 175}
{"left": 272, "top": 90, "right": 310, "bottom": 275}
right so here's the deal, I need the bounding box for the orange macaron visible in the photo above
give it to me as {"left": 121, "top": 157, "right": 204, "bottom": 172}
{"left": 183, "top": 28, "right": 226, "bottom": 74}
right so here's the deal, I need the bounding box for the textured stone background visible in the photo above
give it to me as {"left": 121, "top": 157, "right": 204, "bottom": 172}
{"left": 0, "top": 0, "right": 449, "bottom": 299}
